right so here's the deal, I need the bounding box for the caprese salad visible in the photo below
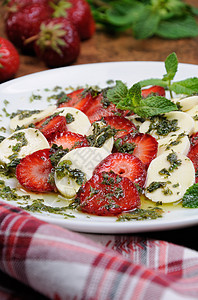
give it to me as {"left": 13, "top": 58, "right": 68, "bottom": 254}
{"left": 0, "top": 53, "right": 198, "bottom": 221}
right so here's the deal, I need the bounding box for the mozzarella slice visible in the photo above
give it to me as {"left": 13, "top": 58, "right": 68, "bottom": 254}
{"left": 157, "top": 134, "right": 190, "bottom": 156}
{"left": 178, "top": 95, "right": 198, "bottom": 112}
{"left": 55, "top": 147, "right": 109, "bottom": 198}
{"left": 10, "top": 105, "right": 57, "bottom": 132}
{"left": 139, "top": 111, "right": 194, "bottom": 139}
{"left": 126, "top": 114, "right": 145, "bottom": 128}
{"left": 55, "top": 107, "right": 91, "bottom": 135}
{"left": 185, "top": 105, "right": 198, "bottom": 133}
{"left": 0, "top": 128, "right": 50, "bottom": 164}
{"left": 145, "top": 152, "right": 195, "bottom": 203}
{"left": 86, "top": 121, "right": 114, "bottom": 153}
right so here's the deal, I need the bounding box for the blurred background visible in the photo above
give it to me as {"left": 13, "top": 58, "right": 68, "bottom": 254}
{"left": 0, "top": 0, "right": 198, "bottom": 79}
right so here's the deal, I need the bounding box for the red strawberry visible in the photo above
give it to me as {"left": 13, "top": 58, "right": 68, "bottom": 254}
{"left": 0, "top": 37, "right": 20, "bottom": 83}
{"left": 141, "top": 85, "right": 165, "bottom": 98}
{"left": 102, "top": 116, "right": 137, "bottom": 140}
{"left": 34, "top": 17, "right": 80, "bottom": 67}
{"left": 188, "top": 143, "right": 198, "bottom": 183}
{"left": 58, "top": 88, "right": 93, "bottom": 112}
{"left": 190, "top": 132, "right": 198, "bottom": 148}
{"left": 16, "top": 149, "right": 55, "bottom": 192}
{"left": 50, "top": 0, "right": 95, "bottom": 40}
{"left": 4, "top": 0, "right": 49, "bottom": 10}
{"left": 114, "top": 132, "right": 158, "bottom": 168}
{"left": 93, "top": 153, "right": 146, "bottom": 188}
{"left": 78, "top": 171, "right": 140, "bottom": 216}
{"left": 84, "top": 92, "right": 120, "bottom": 123}
{"left": 35, "top": 115, "right": 67, "bottom": 142}
{"left": 51, "top": 131, "right": 89, "bottom": 150}
{"left": 5, "top": 3, "right": 52, "bottom": 53}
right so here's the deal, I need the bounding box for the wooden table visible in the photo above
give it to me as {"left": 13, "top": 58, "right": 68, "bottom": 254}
{"left": 1, "top": 0, "right": 198, "bottom": 78}
{"left": 1, "top": 2, "right": 198, "bottom": 298}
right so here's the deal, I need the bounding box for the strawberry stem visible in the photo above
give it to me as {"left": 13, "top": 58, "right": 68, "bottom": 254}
{"left": 36, "top": 22, "right": 67, "bottom": 55}
{"left": 49, "top": 0, "right": 72, "bottom": 18}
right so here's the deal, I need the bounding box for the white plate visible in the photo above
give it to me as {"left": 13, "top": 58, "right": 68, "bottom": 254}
{"left": 1, "top": 61, "right": 198, "bottom": 234}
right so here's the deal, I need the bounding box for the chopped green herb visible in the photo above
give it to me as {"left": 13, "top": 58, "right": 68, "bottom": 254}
{"left": 117, "top": 207, "right": 164, "bottom": 221}
{"left": 66, "top": 113, "right": 75, "bottom": 124}
{"left": 86, "top": 122, "right": 116, "bottom": 148}
{"left": 146, "top": 181, "right": 167, "bottom": 192}
{"left": 10, "top": 109, "right": 41, "bottom": 120}
{"left": 56, "top": 160, "right": 86, "bottom": 185}
{"left": 147, "top": 115, "right": 179, "bottom": 136}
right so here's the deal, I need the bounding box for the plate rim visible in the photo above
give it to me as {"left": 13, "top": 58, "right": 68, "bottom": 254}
{"left": 1, "top": 60, "right": 198, "bottom": 233}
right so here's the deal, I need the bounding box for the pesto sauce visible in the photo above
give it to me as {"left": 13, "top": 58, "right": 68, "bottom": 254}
{"left": 148, "top": 115, "right": 179, "bottom": 136}
{"left": 8, "top": 132, "right": 28, "bottom": 160}
{"left": 10, "top": 109, "right": 41, "bottom": 120}
{"left": 86, "top": 122, "right": 116, "bottom": 148}
{"left": 117, "top": 207, "right": 164, "bottom": 221}
{"left": 21, "top": 199, "right": 75, "bottom": 218}
{"left": 56, "top": 160, "right": 86, "bottom": 185}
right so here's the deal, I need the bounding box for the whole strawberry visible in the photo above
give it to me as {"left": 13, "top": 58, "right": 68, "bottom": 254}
{"left": 5, "top": 3, "right": 53, "bottom": 53}
{"left": 4, "top": 0, "right": 49, "bottom": 10}
{"left": 0, "top": 37, "right": 20, "bottom": 83}
{"left": 50, "top": 0, "right": 95, "bottom": 40}
{"left": 34, "top": 17, "right": 80, "bottom": 67}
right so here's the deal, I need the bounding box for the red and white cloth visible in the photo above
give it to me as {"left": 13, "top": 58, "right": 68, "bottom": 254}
{"left": 0, "top": 201, "right": 198, "bottom": 300}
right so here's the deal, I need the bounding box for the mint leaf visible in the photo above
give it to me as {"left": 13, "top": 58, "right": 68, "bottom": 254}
{"left": 182, "top": 183, "right": 198, "bottom": 208}
{"left": 107, "top": 2, "right": 143, "bottom": 27}
{"left": 170, "top": 78, "right": 198, "bottom": 95}
{"left": 106, "top": 81, "right": 141, "bottom": 110}
{"left": 134, "top": 96, "right": 178, "bottom": 118}
{"left": 139, "top": 78, "right": 168, "bottom": 88}
{"left": 128, "top": 83, "right": 141, "bottom": 107}
{"left": 106, "top": 80, "right": 128, "bottom": 105}
{"left": 107, "top": 81, "right": 177, "bottom": 118}
{"left": 156, "top": 16, "right": 198, "bottom": 39}
{"left": 163, "top": 52, "right": 178, "bottom": 81}
{"left": 133, "top": 7, "right": 160, "bottom": 39}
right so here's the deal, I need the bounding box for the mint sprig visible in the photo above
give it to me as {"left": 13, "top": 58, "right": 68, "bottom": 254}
{"left": 87, "top": 0, "right": 198, "bottom": 40}
{"left": 139, "top": 52, "right": 198, "bottom": 97}
{"left": 182, "top": 183, "right": 198, "bottom": 208}
{"left": 107, "top": 80, "right": 177, "bottom": 118}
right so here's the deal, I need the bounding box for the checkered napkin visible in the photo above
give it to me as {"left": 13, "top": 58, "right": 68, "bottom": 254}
{"left": 0, "top": 201, "right": 198, "bottom": 300}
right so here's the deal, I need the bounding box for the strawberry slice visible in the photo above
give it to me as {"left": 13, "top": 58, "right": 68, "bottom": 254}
{"left": 102, "top": 116, "right": 137, "bottom": 140}
{"left": 93, "top": 152, "right": 146, "bottom": 188}
{"left": 78, "top": 171, "right": 140, "bottom": 216}
{"left": 51, "top": 131, "right": 89, "bottom": 150}
{"left": 58, "top": 88, "right": 93, "bottom": 112}
{"left": 188, "top": 143, "right": 198, "bottom": 183}
{"left": 141, "top": 85, "right": 165, "bottom": 98}
{"left": 35, "top": 114, "right": 67, "bottom": 142}
{"left": 114, "top": 133, "right": 158, "bottom": 168}
{"left": 16, "top": 149, "right": 55, "bottom": 192}
{"left": 85, "top": 92, "right": 120, "bottom": 123}
{"left": 190, "top": 132, "right": 198, "bottom": 148}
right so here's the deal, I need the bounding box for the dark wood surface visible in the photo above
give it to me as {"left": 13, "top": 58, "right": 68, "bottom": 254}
{"left": 0, "top": 0, "right": 198, "bottom": 78}
{"left": 0, "top": 1, "right": 198, "bottom": 251}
